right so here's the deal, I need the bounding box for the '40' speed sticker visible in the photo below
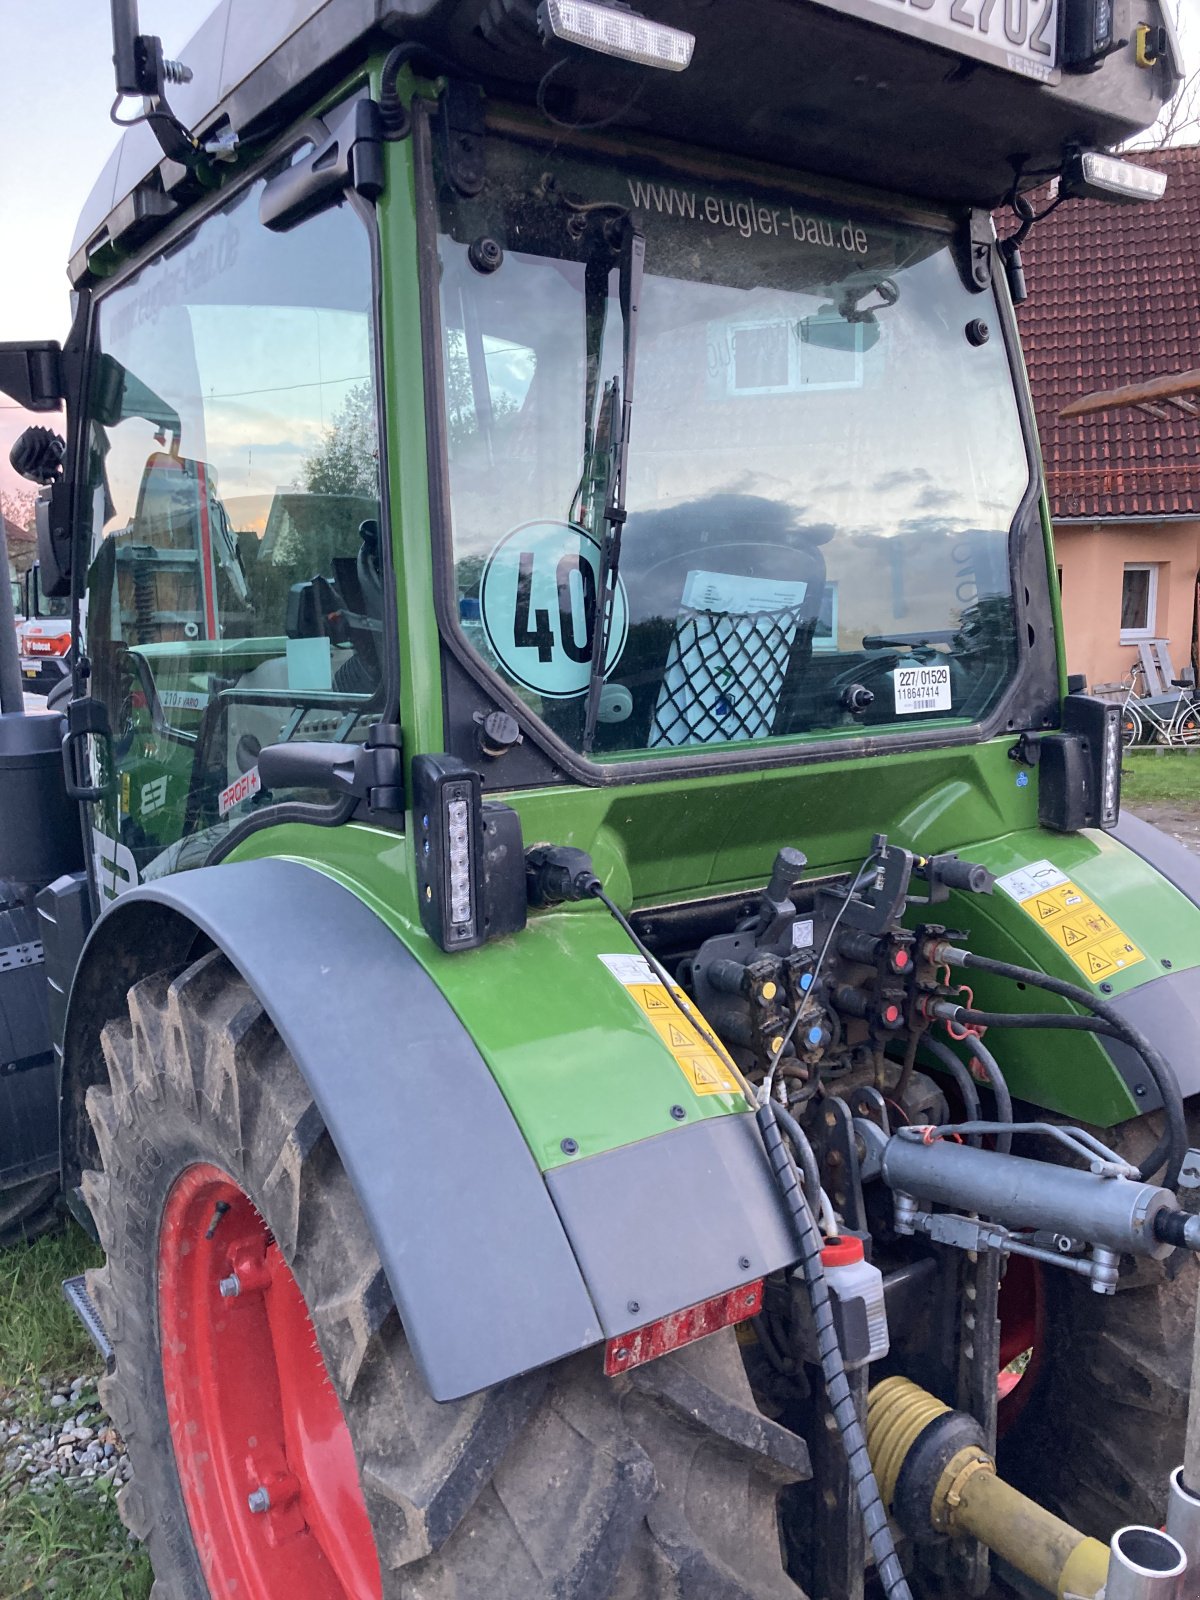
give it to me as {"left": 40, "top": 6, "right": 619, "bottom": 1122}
{"left": 479, "top": 521, "right": 628, "bottom": 699}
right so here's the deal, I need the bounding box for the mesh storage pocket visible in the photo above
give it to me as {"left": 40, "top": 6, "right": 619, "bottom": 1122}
{"left": 648, "top": 604, "right": 805, "bottom": 747}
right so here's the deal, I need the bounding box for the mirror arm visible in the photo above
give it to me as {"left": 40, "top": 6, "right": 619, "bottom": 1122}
{"left": 257, "top": 722, "right": 403, "bottom": 813}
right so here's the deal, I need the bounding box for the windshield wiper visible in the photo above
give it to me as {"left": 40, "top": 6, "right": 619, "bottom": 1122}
{"left": 582, "top": 219, "right": 645, "bottom": 755}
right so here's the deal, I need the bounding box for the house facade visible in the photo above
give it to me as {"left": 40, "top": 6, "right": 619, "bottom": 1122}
{"left": 1016, "top": 145, "right": 1200, "bottom": 692}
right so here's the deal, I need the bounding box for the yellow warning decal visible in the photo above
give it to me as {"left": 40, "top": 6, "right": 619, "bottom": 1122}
{"left": 599, "top": 955, "right": 743, "bottom": 1097}
{"left": 995, "top": 860, "right": 1144, "bottom": 984}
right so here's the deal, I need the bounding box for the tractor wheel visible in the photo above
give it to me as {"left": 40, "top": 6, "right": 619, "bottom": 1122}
{"left": 83, "top": 950, "right": 810, "bottom": 1600}
{"left": 0, "top": 1173, "right": 60, "bottom": 1248}
{"left": 999, "top": 1108, "right": 1199, "bottom": 1535}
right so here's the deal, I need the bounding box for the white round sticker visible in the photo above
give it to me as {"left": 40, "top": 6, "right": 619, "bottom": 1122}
{"left": 479, "top": 521, "right": 628, "bottom": 699}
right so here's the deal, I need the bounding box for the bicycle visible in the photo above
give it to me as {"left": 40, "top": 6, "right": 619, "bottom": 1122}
{"left": 1118, "top": 660, "right": 1200, "bottom": 747}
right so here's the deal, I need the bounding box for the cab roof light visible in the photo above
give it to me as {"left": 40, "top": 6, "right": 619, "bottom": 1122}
{"left": 536, "top": 0, "right": 696, "bottom": 72}
{"left": 1062, "top": 152, "right": 1168, "bottom": 204}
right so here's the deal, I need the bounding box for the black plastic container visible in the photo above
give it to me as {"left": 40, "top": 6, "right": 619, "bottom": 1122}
{"left": 0, "top": 714, "right": 83, "bottom": 885}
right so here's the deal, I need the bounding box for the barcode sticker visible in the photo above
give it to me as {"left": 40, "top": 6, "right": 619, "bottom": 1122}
{"left": 893, "top": 664, "right": 951, "bottom": 715}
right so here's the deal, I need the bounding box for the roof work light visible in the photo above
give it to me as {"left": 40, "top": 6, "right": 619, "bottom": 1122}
{"left": 1062, "top": 151, "right": 1168, "bottom": 204}
{"left": 536, "top": 0, "right": 696, "bottom": 70}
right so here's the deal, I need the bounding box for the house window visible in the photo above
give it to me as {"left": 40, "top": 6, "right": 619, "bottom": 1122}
{"left": 1120, "top": 563, "right": 1159, "bottom": 642}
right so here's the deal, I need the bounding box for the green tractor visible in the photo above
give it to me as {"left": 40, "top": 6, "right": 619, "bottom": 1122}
{"left": 2, "top": 1, "right": 1199, "bottom": 1595}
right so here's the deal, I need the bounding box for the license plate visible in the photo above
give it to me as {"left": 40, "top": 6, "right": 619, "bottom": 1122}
{"left": 23, "top": 668, "right": 37, "bottom": 678}
{"left": 808, "top": 0, "right": 1059, "bottom": 82}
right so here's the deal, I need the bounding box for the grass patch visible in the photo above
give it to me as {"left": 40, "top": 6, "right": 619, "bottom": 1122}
{"left": 0, "top": 1223, "right": 152, "bottom": 1599}
{"left": 0, "top": 1225, "right": 103, "bottom": 1399}
{"left": 0, "top": 1478, "right": 151, "bottom": 1600}
{"left": 1121, "top": 751, "right": 1200, "bottom": 808}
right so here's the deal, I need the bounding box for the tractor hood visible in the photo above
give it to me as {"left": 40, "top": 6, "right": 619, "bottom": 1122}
{"left": 71, "top": 0, "right": 1181, "bottom": 283}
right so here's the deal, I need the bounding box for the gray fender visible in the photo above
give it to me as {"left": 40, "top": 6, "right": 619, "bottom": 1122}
{"left": 1106, "top": 814, "right": 1200, "bottom": 1105}
{"left": 62, "top": 857, "right": 601, "bottom": 1400}
{"left": 62, "top": 858, "right": 800, "bottom": 1400}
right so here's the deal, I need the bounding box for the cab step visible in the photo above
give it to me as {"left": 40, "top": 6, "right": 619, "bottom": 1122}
{"left": 62, "top": 1274, "right": 114, "bottom": 1371}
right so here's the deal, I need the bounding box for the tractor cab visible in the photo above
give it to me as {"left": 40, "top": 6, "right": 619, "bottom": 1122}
{"left": 3, "top": 7, "right": 1200, "bottom": 1600}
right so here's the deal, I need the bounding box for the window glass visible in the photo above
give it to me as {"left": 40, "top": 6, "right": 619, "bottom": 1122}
{"left": 434, "top": 130, "right": 1030, "bottom": 760}
{"left": 81, "top": 171, "right": 383, "bottom": 897}
{"left": 1120, "top": 564, "right": 1155, "bottom": 638}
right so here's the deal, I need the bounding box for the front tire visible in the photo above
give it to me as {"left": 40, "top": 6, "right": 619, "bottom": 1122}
{"left": 84, "top": 950, "right": 810, "bottom": 1599}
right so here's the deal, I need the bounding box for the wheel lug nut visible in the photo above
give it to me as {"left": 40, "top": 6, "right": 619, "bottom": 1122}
{"left": 219, "top": 1274, "right": 241, "bottom": 1299}
{"left": 247, "top": 1485, "right": 270, "bottom": 1514}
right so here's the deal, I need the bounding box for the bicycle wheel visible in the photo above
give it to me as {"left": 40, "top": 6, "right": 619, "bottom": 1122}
{"left": 1120, "top": 706, "right": 1142, "bottom": 747}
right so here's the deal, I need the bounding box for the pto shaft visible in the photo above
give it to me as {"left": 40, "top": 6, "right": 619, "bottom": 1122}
{"left": 865, "top": 1377, "right": 1176, "bottom": 1600}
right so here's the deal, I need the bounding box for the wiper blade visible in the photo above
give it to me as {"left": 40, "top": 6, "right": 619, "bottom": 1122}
{"left": 582, "top": 219, "right": 645, "bottom": 755}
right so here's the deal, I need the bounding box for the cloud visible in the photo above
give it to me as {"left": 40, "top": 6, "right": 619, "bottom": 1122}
{"left": 873, "top": 468, "right": 932, "bottom": 491}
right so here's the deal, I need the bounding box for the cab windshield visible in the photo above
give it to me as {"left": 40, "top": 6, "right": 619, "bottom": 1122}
{"left": 433, "top": 126, "right": 1031, "bottom": 759}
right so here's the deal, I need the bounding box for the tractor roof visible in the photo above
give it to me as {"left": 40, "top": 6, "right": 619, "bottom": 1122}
{"left": 72, "top": 0, "right": 1182, "bottom": 284}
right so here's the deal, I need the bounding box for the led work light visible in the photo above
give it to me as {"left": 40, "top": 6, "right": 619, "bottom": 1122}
{"left": 536, "top": 0, "right": 695, "bottom": 71}
{"left": 411, "top": 753, "right": 528, "bottom": 952}
{"left": 1063, "top": 152, "right": 1168, "bottom": 204}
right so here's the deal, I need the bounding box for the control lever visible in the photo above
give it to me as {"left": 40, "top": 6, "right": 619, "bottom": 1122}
{"left": 757, "top": 846, "right": 807, "bottom": 944}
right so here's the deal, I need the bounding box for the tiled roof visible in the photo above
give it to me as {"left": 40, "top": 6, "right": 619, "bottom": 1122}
{"left": 3, "top": 515, "right": 33, "bottom": 548}
{"left": 1014, "top": 146, "right": 1200, "bottom": 521}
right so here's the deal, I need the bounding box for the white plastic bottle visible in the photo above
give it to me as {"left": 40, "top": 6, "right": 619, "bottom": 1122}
{"left": 820, "top": 1235, "right": 890, "bottom": 1369}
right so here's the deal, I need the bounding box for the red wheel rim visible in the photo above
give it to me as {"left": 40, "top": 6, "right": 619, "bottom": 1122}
{"left": 158, "top": 1164, "right": 382, "bottom": 1600}
{"left": 996, "top": 1253, "right": 1045, "bottom": 1434}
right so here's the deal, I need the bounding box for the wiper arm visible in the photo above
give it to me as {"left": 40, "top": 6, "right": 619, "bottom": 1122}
{"left": 582, "top": 219, "right": 645, "bottom": 755}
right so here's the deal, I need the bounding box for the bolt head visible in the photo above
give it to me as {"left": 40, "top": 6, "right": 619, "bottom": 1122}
{"left": 247, "top": 1486, "right": 270, "bottom": 1514}
{"left": 560, "top": 1137, "right": 579, "bottom": 1155}
{"left": 627, "top": 1299, "right": 640, "bottom": 1315}
{"left": 738, "top": 1255, "right": 751, "bottom": 1271}
{"left": 218, "top": 1274, "right": 241, "bottom": 1299}
{"left": 669, "top": 1105, "right": 687, "bottom": 1121}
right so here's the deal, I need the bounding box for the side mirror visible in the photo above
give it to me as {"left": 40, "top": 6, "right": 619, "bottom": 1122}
{"left": 0, "top": 342, "right": 65, "bottom": 412}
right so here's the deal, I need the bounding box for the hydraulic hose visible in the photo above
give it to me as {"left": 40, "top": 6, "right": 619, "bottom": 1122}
{"left": 966, "top": 1034, "right": 1014, "bottom": 1154}
{"left": 757, "top": 1100, "right": 913, "bottom": 1600}
{"left": 941, "top": 948, "right": 1187, "bottom": 1189}
{"left": 920, "top": 1036, "right": 983, "bottom": 1147}
{"left": 772, "top": 1102, "right": 824, "bottom": 1212}
{"left": 773, "top": 1101, "right": 839, "bottom": 1235}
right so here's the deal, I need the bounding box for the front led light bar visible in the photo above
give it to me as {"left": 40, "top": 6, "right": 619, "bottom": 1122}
{"left": 537, "top": 0, "right": 695, "bottom": 72}
{"left": 1064, "top": 152, "right": 1168, "bottom": 205}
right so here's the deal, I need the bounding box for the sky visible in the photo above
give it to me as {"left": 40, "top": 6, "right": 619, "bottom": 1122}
{"left": 0, "top": 0, "right": 1196, "bottom": 513}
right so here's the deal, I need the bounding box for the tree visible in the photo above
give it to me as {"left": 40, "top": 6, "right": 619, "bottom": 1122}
{"left": 301, "top": 381, "right": 379, "bottom": 498}
{"left": 1, "top": 488, "right": 37, "bottom": 578}
{"left": 1, "top": 488, "right": 36, "bottom": 536}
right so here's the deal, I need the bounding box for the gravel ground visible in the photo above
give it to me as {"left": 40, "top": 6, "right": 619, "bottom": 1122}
{"left": 1, "top": 1375, "right": 131, "bottom": 1496}
{"left": 1125, "top": 799, "right": 1200, "bottom": 853}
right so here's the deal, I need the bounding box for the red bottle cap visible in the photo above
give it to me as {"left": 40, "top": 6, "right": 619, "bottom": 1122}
{"left": 821, "top": 1235, "right": 865, "bottom": 1268}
